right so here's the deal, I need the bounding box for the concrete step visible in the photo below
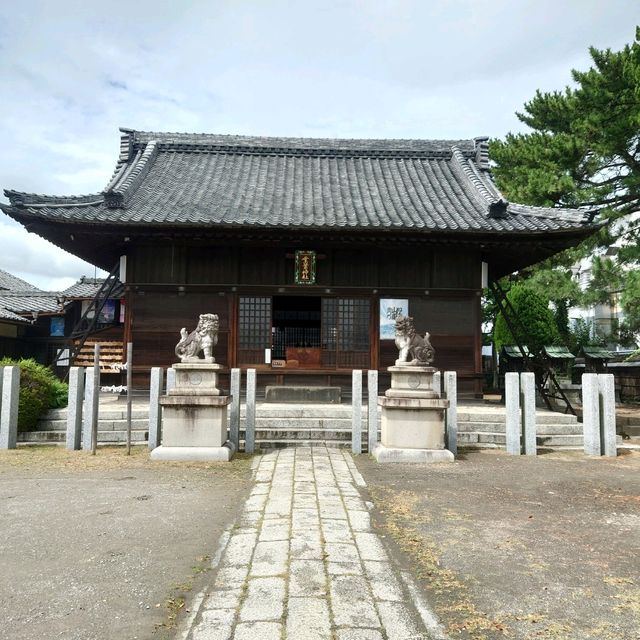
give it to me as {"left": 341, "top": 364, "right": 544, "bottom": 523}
{"left": 458, "top": 411, "right": 578, "bottom": 425}
{"left": 254, "top": 418, "right": 368, "bottom": 430}
{"left": 243, "top": 428, "right": 373, "bottom": 441}
{"left": 18, "top": 429, "right": 149, "bottom": 444}
{"left": 459, "top": 432, "right": 623, "bottom": 448}
{"left": 457, "top": 422, "right": 584, "bottom": 436}
{"left": 255, "top": 439, "right": 354, "bottom": 450}
{"left": 35, "top": 418, "right": 149, "bottom": 432}
{"left": 458, "top": 432, "right": 585, "bottom": 447}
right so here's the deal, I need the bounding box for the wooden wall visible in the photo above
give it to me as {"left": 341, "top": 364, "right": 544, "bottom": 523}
{"left": 129, "top": 243, "right": 480, "bottom": 290}
{"left": 127, "top": 241, "right": 482, "bottom": 393}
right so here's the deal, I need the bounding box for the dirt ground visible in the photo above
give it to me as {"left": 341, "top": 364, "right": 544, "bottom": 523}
{"left": 0, "top": 447, "right": 252, "bottom": 640}
{"left": 355, "top": 449, "right": 640, "bottom": 640}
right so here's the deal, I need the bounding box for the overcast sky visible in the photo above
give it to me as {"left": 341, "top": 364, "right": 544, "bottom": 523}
{"left": 0, "top": 0, "right": 637, "bottom": 291}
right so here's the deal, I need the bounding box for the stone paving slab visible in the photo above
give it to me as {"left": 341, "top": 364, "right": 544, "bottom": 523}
{"left": 183, "top": 446, "right": 443, "bottom": 640}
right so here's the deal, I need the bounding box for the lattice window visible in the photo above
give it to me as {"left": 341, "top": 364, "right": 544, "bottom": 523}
{"left": 238, "top": 296, "right": 271, "bottom": 364}
{"left": 322, "top": 298, "right": 370, "bottom": 369}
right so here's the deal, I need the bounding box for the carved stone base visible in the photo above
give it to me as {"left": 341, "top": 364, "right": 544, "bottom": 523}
{"left": 169, "top": 362, "right": 224, "bottom": 396}
{"left": 376, "top": 365, "right": 453, "bottom": 463}
{"left": 373, "top": 444, "right": 454, "bottom": 464}
{"left": 155, "top": 362, "right": 232, "bottom": 462}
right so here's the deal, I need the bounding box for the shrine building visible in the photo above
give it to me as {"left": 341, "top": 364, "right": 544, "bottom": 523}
{"left": 2, "top": 129, "right": 599, "bottom": 395}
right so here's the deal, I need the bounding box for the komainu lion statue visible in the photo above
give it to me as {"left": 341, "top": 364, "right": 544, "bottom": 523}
{"left": 175, "top": 314, "right": 219, "bottom": 362}
{"left": 394, "top": 315, "right": 435, "bottom": 366}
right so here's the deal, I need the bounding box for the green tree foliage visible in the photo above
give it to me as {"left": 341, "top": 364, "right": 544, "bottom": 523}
{"left": 489, "top": 28, "right": 640, "bottom": 335}
{"left": 0, "top": 358, "right": 68, "bottom": 432}
{"left": 493, "top": 284, "right": 561, "bottom": 353}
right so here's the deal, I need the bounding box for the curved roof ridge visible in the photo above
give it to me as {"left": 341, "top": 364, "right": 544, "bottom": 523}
{"left": 3, "top": 189, "right": 103, "bottom": 206}
{"left": 125, "top": 127, "right": 477, "bottom": 155}
{"left": 449, "top": 146, "right": 502, "bottom": 210}
{"left": 105, "top": 141, "right": 159, "bottom": 208}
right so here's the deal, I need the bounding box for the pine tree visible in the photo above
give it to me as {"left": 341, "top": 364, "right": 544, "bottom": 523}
{"left": 490, "top": 28, "right": 640, "bottom": 336}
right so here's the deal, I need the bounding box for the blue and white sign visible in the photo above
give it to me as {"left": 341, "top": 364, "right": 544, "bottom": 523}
{"left": 379, "top": 299, "right": 408, "bottom": 339}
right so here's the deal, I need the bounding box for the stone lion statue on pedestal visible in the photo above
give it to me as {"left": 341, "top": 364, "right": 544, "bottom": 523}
{"left": 175, "top": 314, "right": 219, "bottom": 362}
{"left": 394, "top": 315, "right": 435, "bottom": 366}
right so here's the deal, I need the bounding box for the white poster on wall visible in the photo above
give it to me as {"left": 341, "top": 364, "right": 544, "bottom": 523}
{"left": 379, "top": 299, "right": 408, "bottom": 339}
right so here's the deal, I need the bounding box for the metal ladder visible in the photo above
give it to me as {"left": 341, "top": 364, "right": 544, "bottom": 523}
{"left": 489, "top": 279, "right": 576, "bottom": 416}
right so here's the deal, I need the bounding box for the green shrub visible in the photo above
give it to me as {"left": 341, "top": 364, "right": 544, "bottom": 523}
{"left": 494, "top": 284, "right": 561, "bottom": 354}
{"left": 0, "top": 358, "right": 68, "bottom": 432}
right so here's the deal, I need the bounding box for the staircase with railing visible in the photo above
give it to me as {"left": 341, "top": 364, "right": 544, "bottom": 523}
{"left": 64, "top": 262, "right": 122, "bottom": 380}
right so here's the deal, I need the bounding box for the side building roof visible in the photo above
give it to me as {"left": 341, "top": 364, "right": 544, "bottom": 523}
{"left": 1, "top": 128, "right": 601, "bottom": 276}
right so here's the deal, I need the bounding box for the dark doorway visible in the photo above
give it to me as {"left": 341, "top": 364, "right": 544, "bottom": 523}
{"left": 272, "top": 296, "right": 321, "bottom": 363}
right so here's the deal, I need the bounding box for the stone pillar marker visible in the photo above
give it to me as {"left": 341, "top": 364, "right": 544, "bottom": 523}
{"left": 66, "top": 367, "right": 85, "bottom": 450}
{"left": 505, "top": 372, "right": 521, "bottom": 455}
{"left": 444, "top": 371, "right": 457, "bottom": 457}
{"left": 521, "top": 372, "right": 537, "bottom": 456}
{"left": 599, "top": 374, "right": 617, "bottom": 457}
{"left": 151, "top": 314, "right": 234, "bottom": 462}
{"left": 351, "top": 370, "right": 362, "bottom": 454}
{"left": 82, "top": 367, "right": 97, "bottom": 451}
{"left": 0, "top": 366, "right": 20, "bottom": 449}
{"left": 373, "top": 316, "right": 453, "bottom": 464}
{"left": 582, "top": 373, "right": 601, "bottom": 456}
{"left": 432, "top": 371, "right": 442, "bottom": 395}
{"left": 229, "top": 368, "right": 241, "bottom": 450}
{"left": 148, "top": 367, "right": 163, "bottom": 451}
{"left": 166, "top": 367, "right": 176, "bottom": 393}
{"left": 245, "top": 368, "right": 256, "bottom": 454}
{"left": 367, "top": 370, "right": 378, "bottom": 454}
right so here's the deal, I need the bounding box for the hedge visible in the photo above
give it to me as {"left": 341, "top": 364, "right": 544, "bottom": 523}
{"left": 0, "top": 358, "right": 68, "bottom": 432}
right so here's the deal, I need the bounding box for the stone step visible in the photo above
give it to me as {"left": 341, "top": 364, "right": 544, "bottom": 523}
{"left": 458, "top": 422, "right": 584, "bottom": 436}
{"left": 242, "top": 404, "right": 362, "bottom": 418}
{"left": 18, "top": 429, "right": 149, "bottom": 444}
{"left": 255, "top": 439, "right": 354, "bottom": 450}
{"left": 242, "top": 428, "right": 373, "bottom": 441}
{"left": 254, "top": 418, "right": 368, "bottom": 430}
{"left": 459, "top": 432, "right": 623, "bottom": 448}
{"left": 458, "top": 432, "right": 586, "bottom": 447}
{"left": 458, "top": 411, "right": 578, "bottom": 425}
{"left": 35, "top": 418, "right": 149, "bottom": 432}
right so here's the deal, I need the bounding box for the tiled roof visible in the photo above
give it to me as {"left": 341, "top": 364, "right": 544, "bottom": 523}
{"left": 2, "top": 128, "right": 599, "bottom": 235}
{"left": 0, "top": 291, "right": 63, "bottom": 315}
{"left": 62, "top": 277, "right": 124, "bottom": 299}
{"left": 0, "top": 306, "right": 29, "bottom": 323}
{"left": 0, "top": 268, "right": 40, "bottom": 292}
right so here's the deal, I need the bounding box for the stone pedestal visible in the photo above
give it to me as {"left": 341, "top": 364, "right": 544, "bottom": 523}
{"left": 151, "top": 363, "right": 234, "bottom": 461}
{"left": 374, "top": 366, "right": 453, "bottom": 463}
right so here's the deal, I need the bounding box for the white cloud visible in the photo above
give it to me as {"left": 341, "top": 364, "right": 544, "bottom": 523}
{"left": 0, "top": 0, "right": 637, "bottom": 286}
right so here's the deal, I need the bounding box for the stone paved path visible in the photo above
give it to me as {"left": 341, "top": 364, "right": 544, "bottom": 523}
{"left": 182, "top": 446, "right": 445, "bottom": 640}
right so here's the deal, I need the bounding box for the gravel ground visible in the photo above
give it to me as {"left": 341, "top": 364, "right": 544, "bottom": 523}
{"left": 0, "top": 447, "right": 252, "bottom": 640}
{"left": 355, "top": 448, "right": 640, "bottom": 640}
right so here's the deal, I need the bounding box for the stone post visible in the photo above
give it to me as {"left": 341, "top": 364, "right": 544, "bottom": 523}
{"left": 82, "top": 367, "right": 97, "bottom": 451}
{"left": 432, "top": 371, "right": 441, "bottom": 395}
{"left": 229, "top": 368, "right": 241, "bottom": 450}
{"left": 505, "top": 372, "right": 521, "bottom": 455}
{"left": 0, "top": 366, "right": 20, "bottom": 449}
{"left": 148, "top": 367, "right": 163, "bottom": 451}
{"left": 582, "top": 373, "right": 600, "bottom": 456}
{"left": 352, "top": 370, "right": 362, "bottom": 454}
{"left": 66, "top": 367, "right": 85, "bottom": 450}
{"left": 444, "top": 371, "right": 457, "bottom": 457}
{"left": 166, "top": 367, "right": 176, "bottom": 393}
{"left": 521, "top": 372, "right": 537, "bottom": 456}
{"left": 245, "top": 368, "right": 256, "bottom": 454}
{"left": 598, "top": 373, "right": 617, "bottom": 457}
{"left": 367, "top": 370, "right": 378, "bottom": 454}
